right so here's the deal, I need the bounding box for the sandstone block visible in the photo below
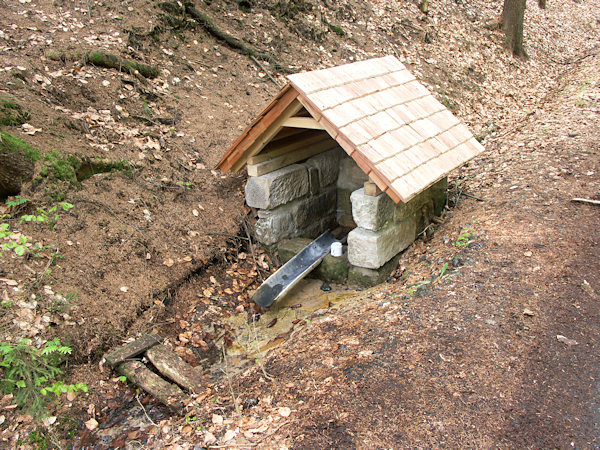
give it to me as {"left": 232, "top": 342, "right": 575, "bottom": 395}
{"left": 348, "top": 216, "right": 416, "bottom": 269}
{"left": 305, "top": 148, "right": 341, "bottom": 188}
{"left": 350, "top": 188, "right": 395, "bottom": 231}
{"left": 245, "top": 164, "right": 308, "bottom": 210}
{"left": 348, "top": 252, "right": 401, "bottom": 288}
{"left": 337, "top": 155, "right": 369, "bottom": 191}
{"left": 254, "top": 188, "right": 336, "bottom": 245}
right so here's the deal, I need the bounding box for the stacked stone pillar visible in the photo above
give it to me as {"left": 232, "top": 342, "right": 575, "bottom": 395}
{"left": 347, "top": 177, "right": 447, "bottom": 286}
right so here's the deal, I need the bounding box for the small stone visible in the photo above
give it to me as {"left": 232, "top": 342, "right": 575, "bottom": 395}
{"left": 278, "top": 406, "right": 291, "bottom": 417}
{"left": 320, "top": 282, "right": 331, "bottom": 291}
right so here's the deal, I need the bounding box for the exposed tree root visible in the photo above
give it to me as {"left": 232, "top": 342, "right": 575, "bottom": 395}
{"left": 182, "top": 1, "right": 290, "bottom": 73}
{"left": 84, "top": 51, "right": 160, "bottom": 79}
{"left": 45, "top": 49, "right": 159, "bottom": 79}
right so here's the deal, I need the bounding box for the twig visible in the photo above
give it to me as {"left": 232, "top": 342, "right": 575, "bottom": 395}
{"left": 239, "top": 213, "right": 264, "bottom": 282}
{"left": 136, "top": 395, "right": 157, "bottom": 426}
{"left": 250, "top": 56, "right": 282, "bottom": 88}
{"left": 255, "top": 420, "right": 291, "bottom": 445}
{"left": 572, "top": 198, "right": 600, "bottom": 205}
{"left": 462, "top": 192, "right": 486, "bottom": 202}
{"left": 199, "top": 231, "right": 250, "bottom": 241}
{"left": 221, "top": 344, "right": 241, "bottom": 418}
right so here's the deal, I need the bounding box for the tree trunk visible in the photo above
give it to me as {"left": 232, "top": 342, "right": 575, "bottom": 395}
{"left": 501, "top": 0, "right": 528, "bottom": 58}
{"left": 0, "top": 151, "right": 34, "bottom": 199}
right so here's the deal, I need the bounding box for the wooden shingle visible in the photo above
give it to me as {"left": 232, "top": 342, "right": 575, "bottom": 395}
{"left": 217, "top": 56, "right": 484, "bottom": 203}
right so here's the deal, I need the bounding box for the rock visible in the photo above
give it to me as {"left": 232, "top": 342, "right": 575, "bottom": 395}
{"left": 348, "top": 216, "right": 416, "bottom": 269}
{"left": 350, "top": 188, "right": 395, "bottom": 231}
{"left": 337, "top": 155, "right": 369, "bottom": 191}
{"left": 305, "top": 148, "right": 342, "bottom": 188}
{"left": 254, "top": 188, "right": 336, "bottom": 245}
{"left": 245, "top": 164, "right": 309, "bottom": 209}
{"left": 348, "top": 253, "right": 402, "bottom": 288}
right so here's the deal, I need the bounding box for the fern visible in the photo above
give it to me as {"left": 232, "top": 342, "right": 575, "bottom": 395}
{"left": 0, "top": 338, "right": 87, "bottom": 418}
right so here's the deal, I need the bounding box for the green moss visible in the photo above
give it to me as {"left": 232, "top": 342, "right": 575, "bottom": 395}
{"left": 43, "top": 150, "right": 81, "bottom": 184}
{"left": 329, "top": 24, "right": 345, "bottom": 37}
{"left": 0, "top": 97, "right": 30, "bottom": 126}
{"left": 0, "top": 131, "right": 40, "bottom": 161}
{"left": 76, "top": 158, "right": 133, "bottom": 181}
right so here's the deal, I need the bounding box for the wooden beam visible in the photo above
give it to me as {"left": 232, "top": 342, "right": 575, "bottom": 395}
{"left": 118, "top": 360, "right": 186, "bottom": 410}
{"left": 104, "top": 334, "right": 161, "bottom": 367}
{"left": 146, "top": 344, "right": 206, "bottom": 393}
{"left": 248, "top": 132, "right": 330, "bottom": 165}
{"left": 231, "top": 98, "right": 303, "bottom": 172}
{"left": 218, "top": 85, "right": 298, "bottom": 172}
{"left": 247, "top": 139, "right": 338, "bottom": 177}
{"left": 282, "top": 117, "right": 325, "bottom": 129}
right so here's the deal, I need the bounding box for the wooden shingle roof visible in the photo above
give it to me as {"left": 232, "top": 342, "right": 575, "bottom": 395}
{"left": 217, "top": 56, "right": 484, "bottom": 203}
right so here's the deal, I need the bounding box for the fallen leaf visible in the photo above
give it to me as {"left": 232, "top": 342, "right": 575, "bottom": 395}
{"left": 22, "top": 123, "right": 42, "bottom": 135}
{"left": 163, "top": 258, "right": 174, "bottom": 267}
{"left": 204, "top": 432, "right": 217, "bottom": 445}
{"left": 85, "top": 418, "right": 98, "bottom": 430}
{"left": 212, "top": 414, "right": 223, "bottom": 425}
{"left": 556, "top": 335, "right": 578, "bottom": 346}
{"left": 42, "top": 416, "right": 57, "bottom": 427}
{"left": 222, "top": 429, "right": 236, "bottom": 442}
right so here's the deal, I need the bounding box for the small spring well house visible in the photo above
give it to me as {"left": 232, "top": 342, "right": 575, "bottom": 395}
{"left": 217, "top": 56, "right": 484, "bottom": 286}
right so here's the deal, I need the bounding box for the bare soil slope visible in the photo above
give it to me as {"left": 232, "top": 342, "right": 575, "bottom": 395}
{"left": 0, "top": 0, "right": 599, "bottom": 447}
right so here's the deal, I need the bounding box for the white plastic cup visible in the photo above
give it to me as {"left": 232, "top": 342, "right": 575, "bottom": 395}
{"left": 330, "top": 242, "right": 342, "bottom": 257}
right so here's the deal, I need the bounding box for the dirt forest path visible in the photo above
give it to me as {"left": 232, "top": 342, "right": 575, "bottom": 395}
{"left": 209, "top": 51, "right": 600, "bottom": 448}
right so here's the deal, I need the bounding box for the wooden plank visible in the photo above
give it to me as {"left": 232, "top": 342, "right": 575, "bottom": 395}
{"left": 231, "top": 98, "right": 304, "bottom": 172}
{"left": 270, "top": 127, "right": 308, "bottom": 142}
{"left": 282, "top": 117, "right": 325, "bottom": 129}
{"left": 248, "top": 132, "right": 329, "bottom": 165}
{"left": 368, "top": 172, "right": 388, "bottom": 193}
{"left": 118, "top": 360, "right": 186, "bottom": 410}
{"left": 247, "top": 139, "right": 338, "bottom": 177}
{"left": 146, "top": 344, "right": 206, "bottom": 393}
{"left": 384, "top": 186, "right": 403, "bottom": 204}
{"left": 225, "top": 87, "right": 300, "bottom": 172}
{"left": 104, "top": 334, "right": 161, "bottom": 367}
{"left": 218, "top": 84, "right": 296, "bottom": 172}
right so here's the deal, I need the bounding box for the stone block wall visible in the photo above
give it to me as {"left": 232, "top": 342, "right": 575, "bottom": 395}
{"left": 348, "top": 177, "right": 447, "bottom": 270}
{"left": 336, "top": 155, "right": 369, "bottom": 228}
{"left": 246, "top": 147, "right": 342, "bottom": 245}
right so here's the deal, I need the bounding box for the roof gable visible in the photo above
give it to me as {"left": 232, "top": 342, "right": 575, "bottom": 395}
{"left": 217, "top": 56, "right": 484, "bottom": 203}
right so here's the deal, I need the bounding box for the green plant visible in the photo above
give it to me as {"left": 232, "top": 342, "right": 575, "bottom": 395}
{"left": 439, "top": 262, "right": 448, "bottom": 278}
{"left": 0, "top": 222, "right": 28, "bottom": 256}
{"left": 0, "top": 338, "right": 88, "bottom": 418}
{"left": 455, "top": 227, "right": 474, "bottom": 247}
{"left": 407, "top": 279, "right": 431, "bottom": 295}
{"left": 177, "top": 181, "right": 192, "bottom": 189}
{"left": 6, "top": 196, "right": 30, "bottom": 208}
{"left": 20, "top": 201, "right": 74, "bottom": 231}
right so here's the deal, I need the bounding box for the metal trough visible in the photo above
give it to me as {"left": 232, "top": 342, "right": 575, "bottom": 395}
{"left": 252, "top": 231, "right": 338, "bottom": 307}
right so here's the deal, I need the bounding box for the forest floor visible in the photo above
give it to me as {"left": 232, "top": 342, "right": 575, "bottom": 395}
{"left": 0, "top": 0, "right": 599, "bottom": 448}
